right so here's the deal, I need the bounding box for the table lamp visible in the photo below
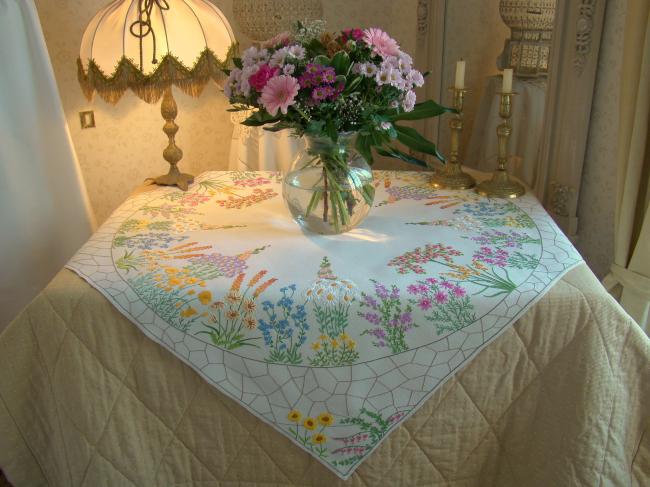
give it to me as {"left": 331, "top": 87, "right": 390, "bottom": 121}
{"left": 78, "top": 0, "right": 236, "bottom": 190}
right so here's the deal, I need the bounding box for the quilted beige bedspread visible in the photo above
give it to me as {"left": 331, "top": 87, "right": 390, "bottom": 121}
{"left": 0, "top": 264, "right": 648, "bottom": 487}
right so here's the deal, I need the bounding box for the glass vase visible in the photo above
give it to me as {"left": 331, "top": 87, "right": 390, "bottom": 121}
{"left": 282, "top": 132, "right": 375, "bottom": 235}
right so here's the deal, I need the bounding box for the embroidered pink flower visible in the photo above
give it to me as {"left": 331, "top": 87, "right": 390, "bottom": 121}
{"left": 248, "top": 64, "right": 279, "bottom": 92}
{"left": 363, "top": 28, "right": 400, "bottom": 57}
{"left": 260, "top": 75, "right": 300, "bottom": 115}
{"left": 417, "top": 297, "right": 432, "bottom": 311}
{"left": 434, "top": 291, "right": 448, "bottom": 304}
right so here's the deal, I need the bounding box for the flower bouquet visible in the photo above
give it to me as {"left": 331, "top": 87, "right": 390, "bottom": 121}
{"left": 224, "top": 21, "right": 451, "bottom": 234}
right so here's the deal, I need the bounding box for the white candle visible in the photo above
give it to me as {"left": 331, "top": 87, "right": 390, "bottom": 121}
{"left": 454, "top": 59, "right": 466, "bottom": 90}
{"left": 502, "top": 68, "right": 513, "bottom": 93}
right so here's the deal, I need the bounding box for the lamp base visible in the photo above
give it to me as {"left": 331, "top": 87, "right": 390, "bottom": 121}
{"left": 475, "top": 170, "right": 525, "bottom": 198}
{"left": 152, "top": 165, "right": 194, "bottom": 191}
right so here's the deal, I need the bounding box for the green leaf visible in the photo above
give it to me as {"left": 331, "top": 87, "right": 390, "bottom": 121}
{"left": 331, "top": 51, "right": 351, "bottom": 75}
{"left": 263, "top": 122, "right": 297, "bottom": 132}
{"left": 313, "top": 54, "right": 331, "bottom": 66}
{"left": 388, "top": 100, "right": 454, "bottom": 121}
{"left": 305, "top": 120, "right": 325, "bottom": 135}
{"left": 376, "top": 146, "right": 428, "bottom": 168}
{"left": 233, "top": 57, "right": 243, "bottom": 69}
{"left": 241, "top": 110, "right": 281, "bottom": 126}
{"left": 344, "top": 75, "right": 363, "bottom": 93}
{"left": 306, "top": 39, "right": 327, "bottom": 56}
{"left": 394, "top": 125, "right": 445, "bottom": 161}
{"left": 355, "top": 134, "right": 374, "bottom": 164}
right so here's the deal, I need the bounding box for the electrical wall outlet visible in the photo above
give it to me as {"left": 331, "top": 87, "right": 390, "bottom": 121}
{"left": 79, "top": 110, "right": 96, "bottom": 129}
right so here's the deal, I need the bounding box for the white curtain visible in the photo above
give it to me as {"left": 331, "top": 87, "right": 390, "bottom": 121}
{"left": 602, "top": 0, "right": 650, "bottom": 332}
{"left": 0, "top": 0, "right": 94, "bottom": 331}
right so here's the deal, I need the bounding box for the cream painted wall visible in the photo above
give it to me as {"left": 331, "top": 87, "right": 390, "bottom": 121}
{"left": 34, "top": 0, "right": 419, "bottom": 225}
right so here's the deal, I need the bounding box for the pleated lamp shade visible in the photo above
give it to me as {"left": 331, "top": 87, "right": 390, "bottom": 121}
{"left": 78, "top": 0, "right": 236, "bottom": 104}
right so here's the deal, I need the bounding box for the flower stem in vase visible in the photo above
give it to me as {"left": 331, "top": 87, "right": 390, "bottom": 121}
{"left": 323, "top": 168, "right": 329, "bottom": 223}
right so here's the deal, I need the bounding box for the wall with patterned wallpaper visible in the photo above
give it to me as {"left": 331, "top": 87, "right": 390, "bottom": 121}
{"left": 575, "top": 0, "right": 626, "bottom": 278}
{"left": 34, "top": 0, "right": 419, "bottom": 225}
{"left": 34, "top": 0, "right": 244, "bottom": 225}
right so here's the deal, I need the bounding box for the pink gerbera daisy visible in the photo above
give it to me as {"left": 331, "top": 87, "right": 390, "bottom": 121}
{"left": 260, "top": 75, "right": 300, "bottom": 116}
{"left": 363, "top": 28, "right": 401, "bottom": 57}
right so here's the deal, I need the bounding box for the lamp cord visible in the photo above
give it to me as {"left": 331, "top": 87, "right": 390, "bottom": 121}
{"left": 129, "top": 0, "right": 170, "bottom": 72}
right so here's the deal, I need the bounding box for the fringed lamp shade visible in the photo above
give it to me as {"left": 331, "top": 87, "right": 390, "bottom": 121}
{"left": 78, "top": 0, "right": 236, "bottom": 105}
{"left": 77, "top": 0, "right": 236, "bottom": 190}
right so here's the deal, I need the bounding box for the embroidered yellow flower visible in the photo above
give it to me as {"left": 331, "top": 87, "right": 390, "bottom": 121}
{"left": 311, "top": 342, "right": 321, "bottom": 351}
{"left": 317, "top": 412, "right": 334, "bottom": 426}
{"left": 186, "top": 277, "right": 199, "bottom": 285}
{"left": 244, "top": 317, "right": 256, "bottom": 330}
{"left": 287, "top": 410, "right": 302, "bottom": 422}
{"left": 312, "top": 433, "right": 327, "bottom": 444}
{"left": 168, "top": 278, "right": 181, "bottom": 287}
{"left": 339, "top": 333, "right": 350, "bottom": 341}
{"left": 187, "top": 289, "right": 196, "bottom": 295}
{"left": 319, "top": 334, "right": 327, "bottom": 341}
{"left": 198, "top": 290, "right": 212, "bottom": 305}
{"left": 226, "top": 309, "right": 240, "bottom": 320}
{"left": 303, "top": 417, "right": 317, "bottom": 430}
{"left": 330, "top": 338, "right": 339, "bottom": 349}
{"left": 326, "top": 293, "right": 335, "bottom": 302}
{"left": 347, "top": 339, "right": 357, "bottom": 350}
{"left": 165, "top": 267, "right": 180, "bottom": 274}
{"left": 180, "top": 307, "right": 197, "bottom": 318}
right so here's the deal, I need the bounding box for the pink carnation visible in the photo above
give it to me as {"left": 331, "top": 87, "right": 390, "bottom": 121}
{"left": 262, "top": 31, "right": 293, "bottom": 48}
{"left": 260, "top": 75, "right": 300, "bottom": 116}
{"left": 248, "top": 64, "right": 279, "bottom": 92}
{"left": 363, "top": 27, "right": 400, "bottom": 57}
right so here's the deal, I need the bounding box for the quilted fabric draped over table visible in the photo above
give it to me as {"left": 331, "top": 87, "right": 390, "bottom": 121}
{"left": 66, "top": 171, "right": 582, "bottom": 479}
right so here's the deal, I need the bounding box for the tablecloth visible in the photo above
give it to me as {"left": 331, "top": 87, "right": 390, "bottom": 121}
{"left": 62, "top": 170, "right": 584, "bottom": 479}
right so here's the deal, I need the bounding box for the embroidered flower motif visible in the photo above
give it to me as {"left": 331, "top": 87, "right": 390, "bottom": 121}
{"left": 303, "top": 417, "right": 317, "bottom": 430}
{"left": 312, "top": 433, "right": 327, "bottom": 444}
{"left": 198, "top": 291, "right": 212, "bottom": 305}
{"left": 288, "top": 410, "right": 302, "bottom": 422}
{"left": 180, "top": 307, "right": 197, "bottom": 318}
{"left": 318, "top": 412, "right": 334, "bottom": 426}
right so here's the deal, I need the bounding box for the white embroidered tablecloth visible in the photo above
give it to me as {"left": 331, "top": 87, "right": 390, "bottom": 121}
{"left": 67, "top": 170, "right": 582, "bottom": 479}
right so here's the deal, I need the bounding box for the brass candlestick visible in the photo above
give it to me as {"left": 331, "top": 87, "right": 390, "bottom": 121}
{"left": 475, "top": 92, "right": 525, "bottom": 198}
{"left": 430, "top": 87, "right": 476, "bottom": 189}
